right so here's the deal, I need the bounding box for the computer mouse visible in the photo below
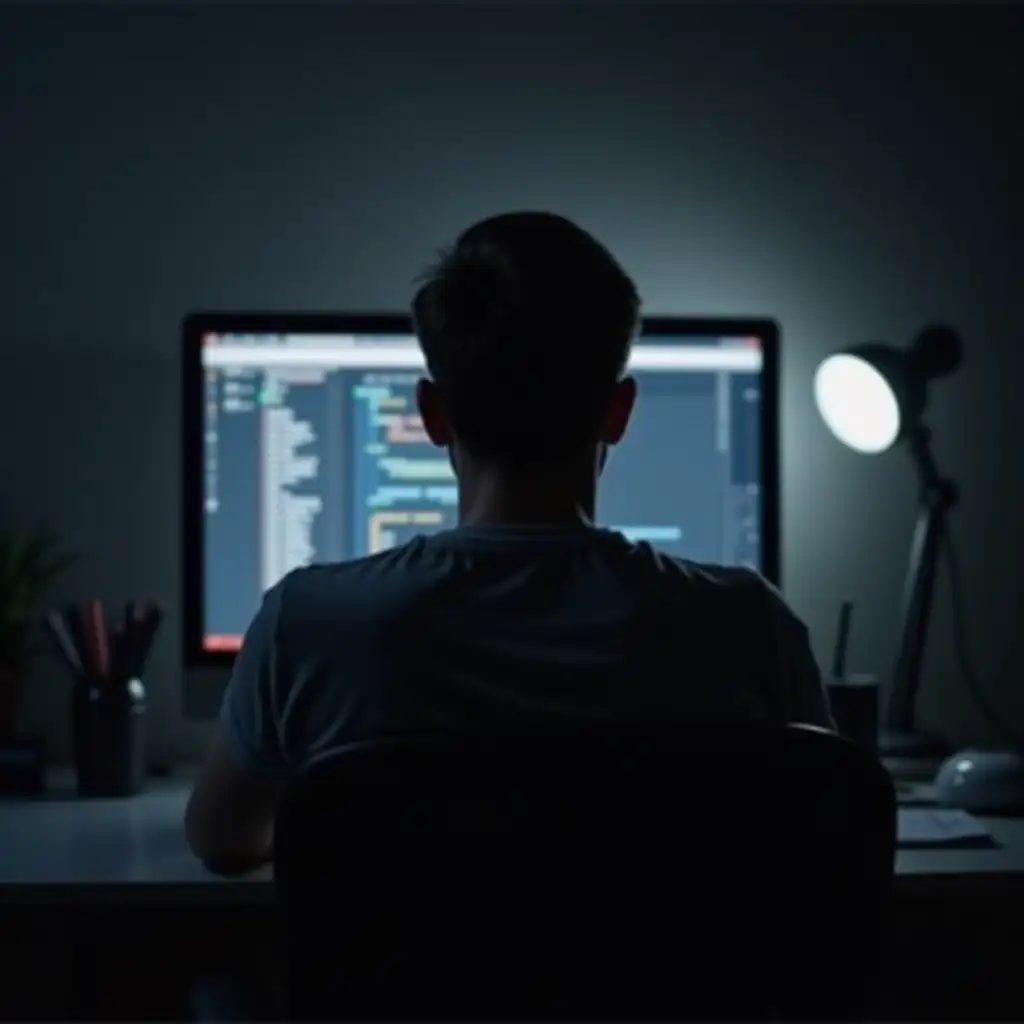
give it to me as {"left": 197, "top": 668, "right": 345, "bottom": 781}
{"left": 934, "top": 749, "right": 1024, "bottom": 815}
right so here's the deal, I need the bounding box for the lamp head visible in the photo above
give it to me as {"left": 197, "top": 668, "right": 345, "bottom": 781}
{"left": 813, "top": 325, "right": 962, "bottom": 454}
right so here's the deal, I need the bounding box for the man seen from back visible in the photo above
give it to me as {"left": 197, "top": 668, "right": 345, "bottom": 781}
{"left": 185, "top": 211, "right": 835, "bottom": 874}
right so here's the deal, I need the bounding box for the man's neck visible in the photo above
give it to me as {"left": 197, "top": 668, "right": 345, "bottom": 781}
{"left": 456, "top": 460, "right": 597, "bottom": 529}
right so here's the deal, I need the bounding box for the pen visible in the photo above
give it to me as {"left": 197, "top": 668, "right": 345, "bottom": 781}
{"left": 132, "top": 604, "right": 163, "bottom": 677}
{"left": 45, "top": 609, "right": 84, "bottom": 677}
{"left": 831, "top": 600, "right": 853, "bottom": 680}
{"left": 46, "top": 597, "right": 163, "bottom": 684}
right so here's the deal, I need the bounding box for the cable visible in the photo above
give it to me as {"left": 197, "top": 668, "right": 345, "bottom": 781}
{"left": 944, "top": 528, "right": 1024, "bottom": 752}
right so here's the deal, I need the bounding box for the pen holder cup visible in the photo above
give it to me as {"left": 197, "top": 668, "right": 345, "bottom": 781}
{"left": 71, "top": 676, "right": 146, "bottom": 798}
{"left": 826, "top": 674, "right": 880, "bottom": 756}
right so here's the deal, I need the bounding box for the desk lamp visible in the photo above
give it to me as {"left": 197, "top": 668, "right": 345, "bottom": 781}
{"left": 813, "top": 325, "right": 961, "bottom": 759}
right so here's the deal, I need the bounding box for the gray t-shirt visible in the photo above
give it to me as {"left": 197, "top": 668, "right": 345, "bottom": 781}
{"left": 220, "top": 526, "right": 834, "bottom": 778}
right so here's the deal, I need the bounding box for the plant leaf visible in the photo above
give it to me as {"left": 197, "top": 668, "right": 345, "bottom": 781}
{"left": 0, "top": 524, "right": 75, "bottom": 669}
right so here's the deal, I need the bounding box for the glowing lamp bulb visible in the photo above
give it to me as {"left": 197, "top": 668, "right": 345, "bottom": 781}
{"left": 814, "top": 353, "right": 901, "bottom": 454}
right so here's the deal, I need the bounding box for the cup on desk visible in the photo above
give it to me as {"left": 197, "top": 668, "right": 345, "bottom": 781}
{"left": 826, "top": 673, "right": 880, "bottom": 755}
{"left": 72, "top": 676, "right": 147, "bottom": 798}
{"left": 45, "top": 599, "right": 162, "bottom": 798}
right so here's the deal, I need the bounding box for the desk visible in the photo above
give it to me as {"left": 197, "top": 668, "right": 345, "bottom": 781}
{"left": 3, "top": 780, "right": 1024, "bottom": 1019}
{"left": 0, "top": 778, "right": 270, "bottom": 904}
{"left": 3, "top": 778, "right": 1024, "bottom": 898}
{"left": 0, "top": 778, "right": 274, "bottom": 1020}
{"left": 6, "top": 778, "right": 1024, "bottom": 901}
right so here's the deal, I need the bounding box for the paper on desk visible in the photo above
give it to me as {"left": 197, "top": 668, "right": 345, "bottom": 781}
{"left": 894, "top": 780, "right": 936, "bottom": 806}
{"left": 897, "top": 807, "right": 999, "bottom": 849}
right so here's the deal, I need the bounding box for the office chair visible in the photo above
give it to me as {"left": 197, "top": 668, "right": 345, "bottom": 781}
{"left": 273, "top": 722, "right": 896, "bottom": 1021}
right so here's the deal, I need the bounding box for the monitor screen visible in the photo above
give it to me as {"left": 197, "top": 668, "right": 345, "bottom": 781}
{"left": 183, "top": 314, "right": 778, "bottom": 663}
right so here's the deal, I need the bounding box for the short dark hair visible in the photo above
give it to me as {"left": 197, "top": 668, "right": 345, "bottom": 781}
{"left": 412, "top": 211, "right": 640, "bottom": 465}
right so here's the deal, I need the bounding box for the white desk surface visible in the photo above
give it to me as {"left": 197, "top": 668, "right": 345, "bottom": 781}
{"left": 0, "top": 777, "right": 269, "bottom": 903}
{"left": 2, "top": 776, "right": 1024, "bottom": 901}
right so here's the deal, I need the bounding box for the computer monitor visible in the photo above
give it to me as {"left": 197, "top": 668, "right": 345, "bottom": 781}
{"left": 182, "top": 313, "right": 779, "bottom": 678}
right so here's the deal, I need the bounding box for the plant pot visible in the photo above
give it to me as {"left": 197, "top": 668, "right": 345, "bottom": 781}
{"left": 0, "top": 667, "right": 23, "bottom": 740}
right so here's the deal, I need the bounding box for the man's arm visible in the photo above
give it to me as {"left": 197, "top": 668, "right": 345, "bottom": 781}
{"left": 185, "top": 738, "right": 283, "bottom": 876}
{"left": 185, "top": 583, "right": 290, "bottom": 876}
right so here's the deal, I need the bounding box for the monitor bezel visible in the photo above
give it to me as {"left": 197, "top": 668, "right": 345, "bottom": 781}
{"left": 182, "top": 312, "right": 780, "bottom": 673}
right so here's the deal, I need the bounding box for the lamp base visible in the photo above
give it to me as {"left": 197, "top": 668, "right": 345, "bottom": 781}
{"left": 934, "top": 749, "right": 1024, "bottom": 816}
{"left": 878, "top": 729, "right": 950, "bottom": 760}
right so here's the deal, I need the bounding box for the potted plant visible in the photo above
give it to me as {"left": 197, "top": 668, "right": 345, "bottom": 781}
{"left": 0, "top": 525, "right": 75, "bottom": 739}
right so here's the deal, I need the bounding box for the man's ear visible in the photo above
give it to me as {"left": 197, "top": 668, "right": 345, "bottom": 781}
{"left": 599, "top": 376, "right": 637, "bottom": 446}
{"left": 415, "top": 378, "right": 454, "bottom": 448}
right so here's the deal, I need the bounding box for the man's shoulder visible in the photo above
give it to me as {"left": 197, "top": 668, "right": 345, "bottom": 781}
{"left": 277, "top": 538, "right": 439, "bottom": 604}
{"left": 659, "top": 557, "right": 763, "bottom": 585}
{"left": 278, "top": 537, "right": 470, "bottom": 629}
{"left": 639, "top": 553, "right": 800, "bottom": 633}
{"left": 642, "top": 552, "right": 774, "bottom": 599}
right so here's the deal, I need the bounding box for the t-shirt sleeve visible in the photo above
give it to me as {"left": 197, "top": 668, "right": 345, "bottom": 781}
{"left": 217, "top": 580, "right": 292, "bottom": 780}
{"left": 761, "top": 580, "right": 837, "bottom": 730}
{"left": 782, "top": 614, "right": 838, "bottom": 731}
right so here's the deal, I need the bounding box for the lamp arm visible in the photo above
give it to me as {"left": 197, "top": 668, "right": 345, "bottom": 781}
{"left": 885, "top": 427, "right": 959, "bottom": 733}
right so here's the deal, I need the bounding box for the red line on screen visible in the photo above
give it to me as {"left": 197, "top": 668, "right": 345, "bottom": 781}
{"left": 205, "top": 634, "right": 243, "bottom": 652}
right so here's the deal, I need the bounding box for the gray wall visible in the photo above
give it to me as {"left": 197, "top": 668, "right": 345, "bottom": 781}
{"left": 1, "top": 4, "right": 1020, "bottom": 763}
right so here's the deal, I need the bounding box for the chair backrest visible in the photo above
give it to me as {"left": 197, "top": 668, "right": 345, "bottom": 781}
{"left": 274, "top": 722, "right": 896, "bottom": 1021}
